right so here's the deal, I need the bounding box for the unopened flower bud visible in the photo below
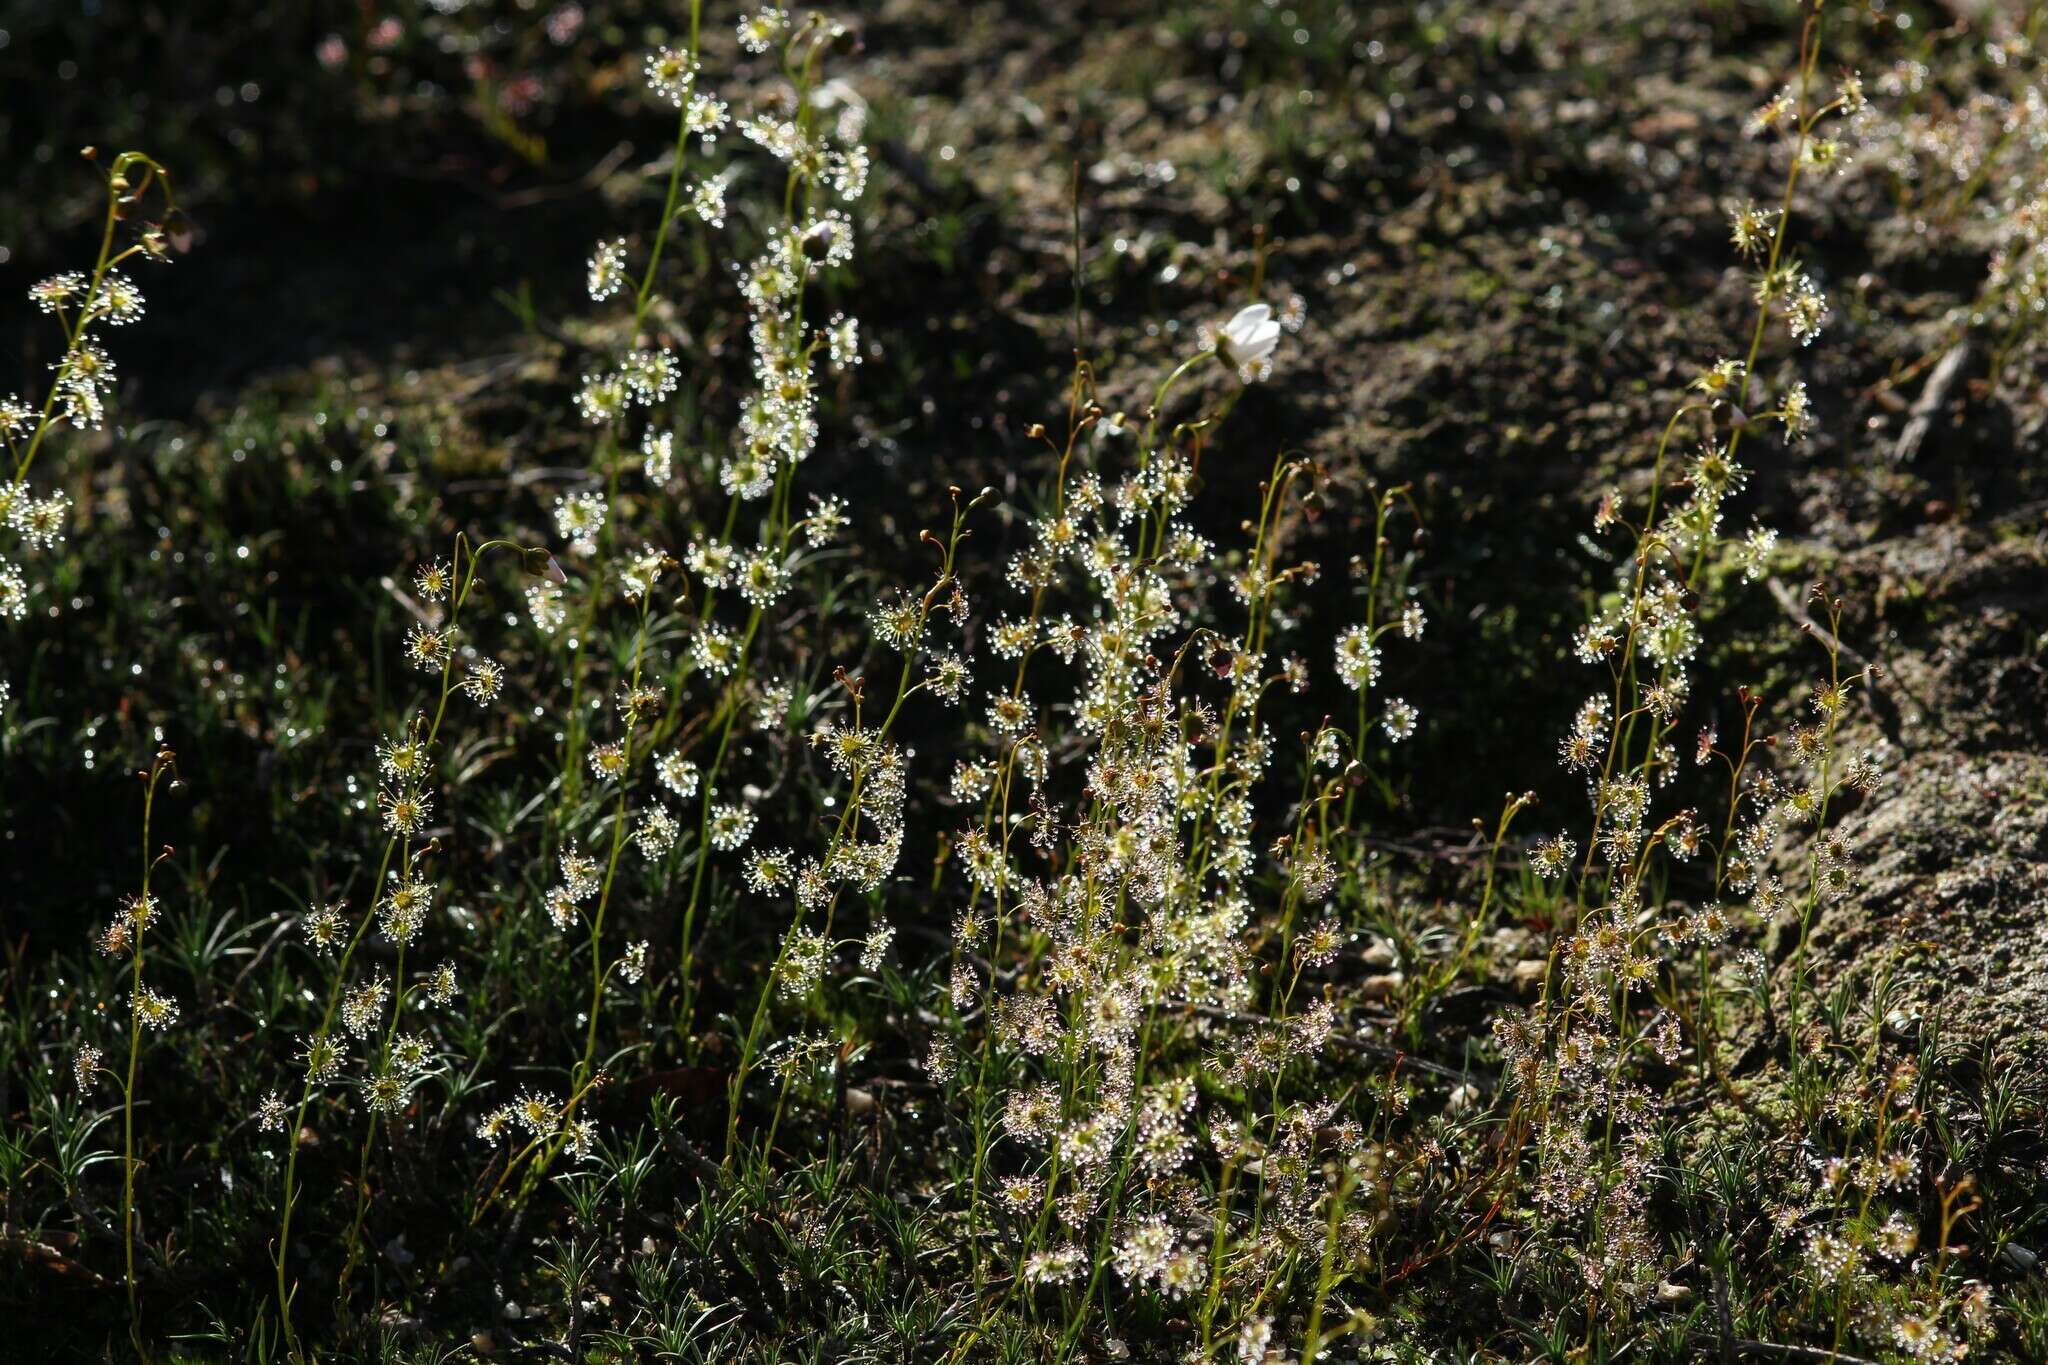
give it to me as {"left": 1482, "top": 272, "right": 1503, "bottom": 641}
{"left": 800, "top": 218, "right": 839, "bottom": 262}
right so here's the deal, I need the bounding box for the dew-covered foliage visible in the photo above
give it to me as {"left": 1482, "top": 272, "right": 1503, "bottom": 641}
{"left": 3, "top": 2, "right": 2046, "bottom": 1362}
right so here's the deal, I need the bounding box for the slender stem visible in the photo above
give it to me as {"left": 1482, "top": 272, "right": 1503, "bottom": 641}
{"left": 121, "top": 751, "right": 172, "bottom": 1364}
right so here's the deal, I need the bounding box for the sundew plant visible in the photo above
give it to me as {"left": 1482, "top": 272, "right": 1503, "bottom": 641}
{"left": 3, "top": 2, "right": 2046, "bottom": 1363}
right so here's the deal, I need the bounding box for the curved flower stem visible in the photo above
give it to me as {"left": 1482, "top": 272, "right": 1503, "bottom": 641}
{"left": 11, "top": 152, "right": 174, "bottom": 491}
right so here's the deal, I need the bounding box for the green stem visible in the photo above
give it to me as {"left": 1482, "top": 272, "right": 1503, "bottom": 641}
{"left": 121, "top": 751, "right": 172, "bottom": 1364}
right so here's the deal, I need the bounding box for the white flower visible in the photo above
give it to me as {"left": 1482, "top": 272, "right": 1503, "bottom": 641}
{"left": 635, "top": 806, "right": 680, "bottom": 858}
{"left": 0, "top": 562, "right": 27, "bottom": 620}
{"left": 642, "top": 430, "right": 674, "bottom": 484}
{"left": 587, "top": 238, "right": 627, "bottom": 301}
{"left": 691, "top": 175, "right": 729, "bottom": 228}
{"left": 525, "top": 581, "right": 565, "bottom": 634}
{"left": 1218, "top": 303, "right": 1281, "bottom": 366}
{"left": 644, "top": 47, "right": 696, "bottom": 107}
{"left": 737, "top": 6, "right": 790, "bottom": 54}
{"left": 656, "top": 751, "right": 700, "bottom": 799}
